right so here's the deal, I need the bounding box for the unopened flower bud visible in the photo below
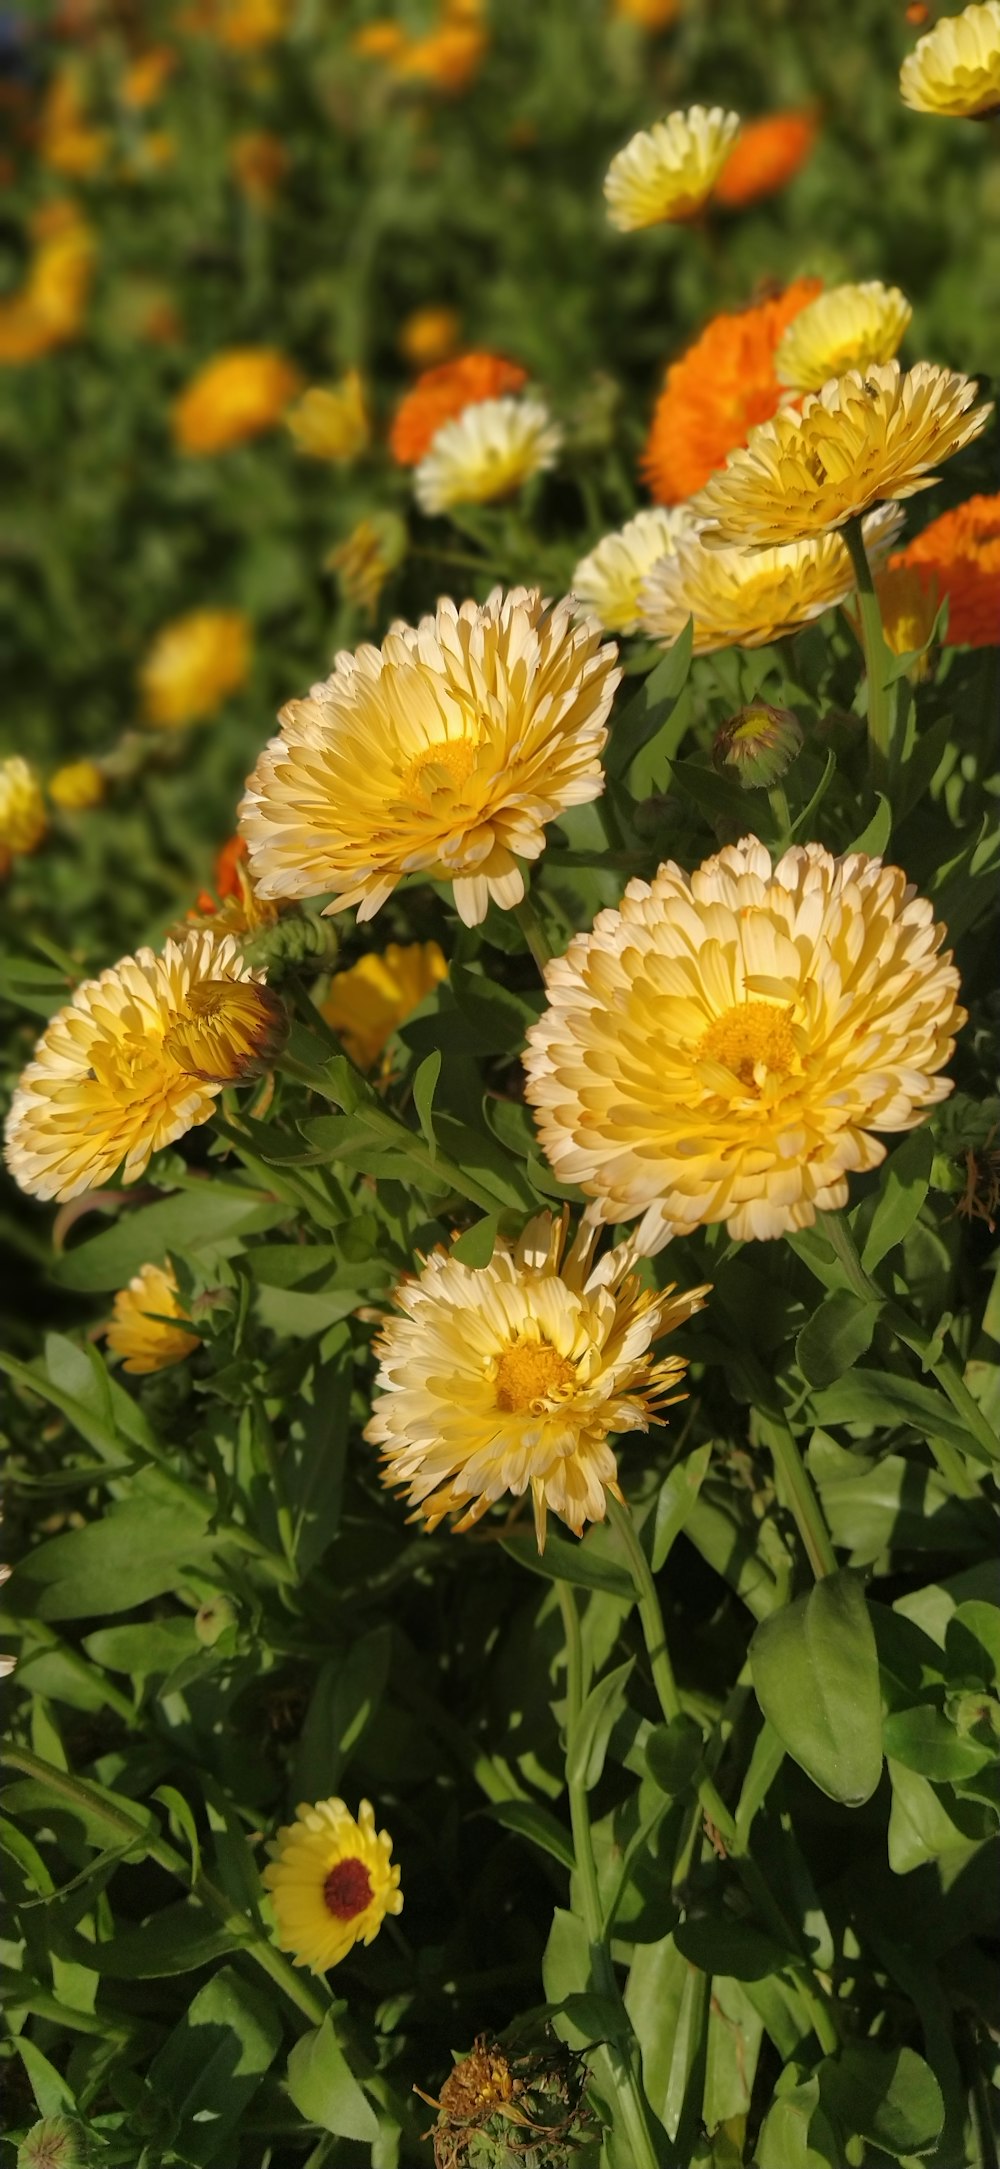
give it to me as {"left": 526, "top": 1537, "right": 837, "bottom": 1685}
{"left": 18, "top": 2117, "right": 94, "bottom": 2169}
{"left": 195, "top": 1595, "right": 238, "bottom": 1647}
{"left": 164, "top": 978, "right": 289, "bottom": 1083}
{"left": 713, "top": 702, "right": 803, "bottom": 790}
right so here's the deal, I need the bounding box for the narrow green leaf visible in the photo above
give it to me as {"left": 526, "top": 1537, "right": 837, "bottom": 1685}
{"left": 286, "top": 2013, "right": 380, "bottom": 2143}
{"left": 848, "top": 793, "right": 892, "bottom": 856}
{"left": 481, "top": 1799, "right": 575, "bottom": 1871}
{"left": 412, "top": 1050, "right": 441, "bottom": 1158}
{"left": 796, "top": 1290, "right": 880, "bottom": 1389}
{"left": 501, "top": 1531, "right": 634, "bottom": 1600}
{"left": 146, "top": 1964, "right": 282, "bottom": 2164}
{"left": 604, "top": 621, "right": 693, "bottom": 781}
{"left": 860, "top": 1128, "right": 934, "bottom": 1272}
{"left": 749, "top": 1570, "right": 883, "bottom": 1804}
{"left": 567, "top": 1659, "right": 634, "bottom": 1789}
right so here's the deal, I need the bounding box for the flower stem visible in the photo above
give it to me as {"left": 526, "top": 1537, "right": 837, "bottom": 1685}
{"left": 514, "top": 891, "right": 554, "bottom": 974}
{"left": 844, "top": 514, "right": 894, "bottom": 793}
{"left": 765, "top": 1414, "right": 838, "bottom": 1580}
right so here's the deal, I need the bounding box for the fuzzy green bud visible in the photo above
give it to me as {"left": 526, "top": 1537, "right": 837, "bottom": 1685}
{"left": 713, "top": 702, "right": 803, "bottom": 790}
{"left": 17, "top": 2118, "right": 94, "bottom": 2169}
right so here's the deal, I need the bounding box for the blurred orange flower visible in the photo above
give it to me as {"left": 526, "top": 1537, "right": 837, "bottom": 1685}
{"left": 352, "top": 22, "right": 408, "bottom": 60}
{"left": 891, "top": 493, "right": 1000, "bottom": 648}
{"left": 140, "top": 609, "right": 252, "bottom": 727}
{"left": 38, "top": 65, "right": 108, "bottom": 177}
{"left": 231, "top": 129, "right": 288, "bottom": 205}
{"left": 714, "top": 110, "right": 817, "bottom": 207}
{"left": 182, "top": 0, "right": 293, "bottom": 50}
{"left": 611, "top": 0, "right": 680, "bottom": 26}
{"left": 121, "top": 46, "right": 177, "bottom": 109}
{"left": 0, "top": 200, "right": 95, "bottom": 365}
{"left": 390, "top": 350, "right": 528, "bottom": 465}
{"left": 641, "top": 278, "right": 822, "bottom": 503}
{"left": 394, "top": 24, "right": 487, "bottom": 91}
{"left": 399, "top": 306, "right": 461, "bottom": 369}
{"left": 173, "top": 348, "right": 301, "bottom": 453}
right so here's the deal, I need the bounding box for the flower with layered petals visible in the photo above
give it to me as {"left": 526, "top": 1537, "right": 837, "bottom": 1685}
{"left": 322, "top": 942, "right": 448, "bottom": 1070}
{"left": 4, "top": 933, "right": 276, "bottom": 1203}
{"left": 262, "top": 1798, "right": 402, "bottom": 1973}
{"left": 140, "top": 609, "right": 251, "bottom": 728}
{"left": 366, "top": 1211, "right": 709, "bottom": 1547}
{"left": 775, "top": 281, "right": 912, "bottom": 390}
{"left": 890, "top": 491, "right": 1000, "bottom": 646}
{"left": 604, "top": 106, "right": 741, "bottom": 229}
{"left": 693, "top": 362, "right": 992, "bottom": 548}
{"left": 638, "top": 505, "right": 903, "bottom": 653}
{"left": 286, "top": 375, "right": 370, "bottom": 462}
{"left": 900, "top": 0, "right": 1000, "bottom": 116}
{"left": 571, "top": 507, "right": 701, "bottom": 633}
{"left": 105, "top": 1262, "right": 199, "bottom": 1374}
{"left": 415, "top": 396, "right": 562, "bottom": 513}
{"left": 641, "top": 278, "right": 823, "bottom": 503}
{"left": 523, "top": 838, "right": 964, "bottom": 1249}
{"left": 0, "top": 758, "right": 47, "bottom": 855}
{"left": 714, "top": 110, "right": 816, "bottom": 206}
{"left": 240, "top": 588, "right": 619, "bottom": 928}
{"left": 390, "top": 352, "right": 529, "bottom": 465}
{"left": 173, "top": 349, "right": 301, "bottom": 453}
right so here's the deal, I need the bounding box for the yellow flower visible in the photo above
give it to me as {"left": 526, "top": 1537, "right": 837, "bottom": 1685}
{"left": 0, "top": 202, "right": 95, "bottom": 365}
{"left": 140, "top": 609, "right": 251, "bottom": 729}
{"left": 4, "top": 933, "right": 275, "bottom": 1203}
{"left": 604, "top": 106, "right": 741, "bottom": 230}
{"left": 105, "top": 1261, "right": 199, "bottom": 1374}
{"left": 367, "top": 1211, "right": 708, "bottom": 1547}
{"left": 240, "top": 587, "right": 619, "bottom": 928}
{"left": 399, "top": 305, "right": 461, "bottom": 368}
{"left": 775, "top": 281, "right": 913, "bottom": 391}
{"left": 611, "top": 0, "right": 681, "bottom": 26}
{"left": 262, "top": 1798, "right": 402, "bottom": 1974}
{"left": 352, "top": 21, "right": 408, "bottom": 59}
{"left": 846, "top": 561, "right": 941, "bottom": 673}
{"left": 49, "top": 760, "right": 106, "bottom": 811}
{"left": 523, "top": 838, "right": 964, "bottom": 1249}
{"left": 638, "top": 505, "right": 903, "bottom": 654}
{"left": 900, "top": 0, "right": 1000, "bottom": 116}
{"left": 322, "top": 942, "right": 448, "bottom": 1070}
{"left": 0, "top": 758, "right": 47, "bottom": 854}
{"left": 693, "top": 362, "right": 993, "bottom": 549}
{"left": 285, "top": 375, "right": 370, "bottom": 462}
{"left": 571, "top": 506, "right": 702, "bottom": 633}
{"left": 120, "top": 46, "right": 176, "bottom": 109}
{"left": 39, "top": 66, "right": 108, "bottom": 178}
{"left": 414, "top": 396, "right": 561, "bottom": 514}
{"left": 325, "top": 512, "right": 407, "bottom": 620}
{"left": 393, "top": 25, "right": 487, "bottom": 92}
{"left": 172, "top": 349, "right": 301, "bottom": 454}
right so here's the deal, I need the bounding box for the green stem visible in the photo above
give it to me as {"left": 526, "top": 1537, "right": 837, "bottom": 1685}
{"left": 768, "top": 784, "right": 792, "bottom": 848}
{"left": 513, "top": 891, "right": 553, "bottom": 974}
{"left": 844, "top": 514, "right": 894, "bottom": 792}
{"left": 765, "top": 1416, "right": 838, "bottom": 1580}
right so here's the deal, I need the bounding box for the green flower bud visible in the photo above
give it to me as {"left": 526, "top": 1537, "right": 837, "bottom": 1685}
{"left": 713, "top": 702, "right": 803, "bottom": 790}
{"left": 18, "top": 2118, "right": 94, "bottom": 2169}
{"left": 240, "top": 909, "right": 340, "bottom": 977}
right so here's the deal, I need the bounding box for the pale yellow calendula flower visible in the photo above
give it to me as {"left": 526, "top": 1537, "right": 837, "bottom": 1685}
{"left": 0, "top": 757, "right": 47, "bottom": 854}
{"left": 775, "top": 281, "right": 913, "bottom": 392}
{"left": 638, "top": 505, "right": 903, "bottom": 654}
{"left": 571, "top": 506, "right": 701, "bottom": 633}
{"left": 414, "top": 396, "right": 562, "bottom": 514}
{"left": 900, "top": 0, "right": 1000, "bottom": 117}
{"left": 604, "top": 106, "right": 741, "bottom": 230}
{"left": 322, "top": 942, "right": 447, "bottom": 1071}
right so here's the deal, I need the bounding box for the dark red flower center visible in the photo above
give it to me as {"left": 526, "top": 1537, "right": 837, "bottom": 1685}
{"left": 323, "top": 1856, "right": 373, "bottom": 1921}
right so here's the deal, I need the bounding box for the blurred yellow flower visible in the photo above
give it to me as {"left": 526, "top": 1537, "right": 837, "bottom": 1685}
{"left": 4, "top": 932, "right": 273, "bottom": 1203}
{"left": 571, "top": 506, "right": 700, "bottom": 633}
{"left": 367, "top": 1210, "right": 708, "bottom": 1547}
{"left": 240, "top": 587, "right": 619, "bottom": 928}
{"left": 523, "top": 838, "right": 964, "bottom": 1248}
{"left": 611, "top": 0, "right": 681, "bottom": 27}
{"left": 140, "top": 609, "right": 251, "bottom": 728}
{"left": 352, "top": 21, "right": 408, "bottom": 60}
{"left": 39, "top": 66, "right": 108, "bottom": 178}
{"left": 775, "top": 281, "right": 913, "bottom": 391}
{"left": 105, "top": 1261, "right": 198, "bottom": 1374}
{"left": 638, "top": 505, "right": 903, "bottom": 654}
{"left": 190, "top": 0, "right": 293, "bottom": 51}
{"left": 394, "top": 24, "right": 487, "bottom": 91}
{"left": 120, "top": 46, "right": 177, "bottom": 109}
{"left": 414, "top": 395, "right": 562, "bottom": 513}
{"left": 0, "top": 201, "right": 95, "bottom": 365}
{"left": 262, "top": 1798, "right": 402, "bottom": 1975}
{"left": 172, "top": 349, "right": 301, "bottom": 454}
{"left": 900, "top": 0, "right": 1000, "bottom": 116}
{"left": 286, "top": 375, "right": 370, "bottom": 462}
{"left": 399, "top": 305, "right": 462, "bottom": 369}
{"left": 694, "top": 362, "right": 993, "bottom": 549}
{"left": 847, "top": 561, "right": 941, "bottom": 671}
{"left": 0, "top": 758, "right": 47, "bottom": 855}
{"left": 326, "top": 512, "right": 407, "bottom": 619}
{"left": 604, "top": 106, "right": 741, "bottom": 230}
{"left": 49, "top": 760, "right": 106, "bottom": 810}
{"left": 322, "top": 942, "right": 448, "bottom": 1070}
{"left": 231, "top": 129, "right": 288, "bottom": 205}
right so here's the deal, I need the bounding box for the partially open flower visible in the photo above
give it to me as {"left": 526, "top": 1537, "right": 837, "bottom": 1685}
{"left": 900, "top": 0, "right": 1000, "bottom": 116}
{"left": 604, "top": 106, "right": 741, "bottom": 229}
{"left": 571, "top": 506, "right": 701, "bottom": 633}
{"left": 713, "top": 703, "right": 803, "bottom": 789}
{"left": 286, "top": 375, "right": 370, "bottom": 462}
{"left": 17, "top": 2117, "right": 95, "bottom": 2169}
{"left": 0, "top": 758, "right": 47, "bottom": 855}
{"left": 104, "top": 1261, "right": 199, "bottom": 1374}
{"left": 775, "top": 281, "right": 912, "bottom": 391}
{"left": 326, "top": 512, "right": 408, "bottom": 619}
{"left": 414, "top": 396, "right": 562, "bottom": 514}
{"left": 262, "top": 1797, "right": 402, "bottom": 1973}
{"left": 162, "top": 976, "right": 288, "bottom": 1080}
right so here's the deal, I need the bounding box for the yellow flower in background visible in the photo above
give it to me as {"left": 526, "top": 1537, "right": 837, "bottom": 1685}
{"left": 173, "top": 349, "right": 301, "bottom": 454}
{"left": 105, "top": 1261, "right": 199, "bottom": 1374}
{"left": 366, "top": 1211, "right": 709, "bottom": 1548}
{"left": 49, "top": 760, "right": 106, "bottom": 811}
{"left": 693, "top": 362, "right": 993, "bottom": 549}
{"left": 231, "top": 129, "right": 288, "bottom": 206}
{"left": 399, "top": 306, "right": 462, "bottom": 369}
{"left": 604, "top": 106, "right": 741, "bottom": 230}
{"left": 352, "top": 21, "right": 408, "bottom": 60}
{"left": 394, "top": 24, "right": 487, "bottom": 91}
{"left": 774, "top": 282, "right": 913, "bottom": 391}
{"left": 638, "top": 505, "right": 903, "bottom": 654}
{"left": 286, "top": 375, "right": 371, "bottom": 462}
{"left": 0, "top": 201, "right": 95, "bottom": 365}
{"left": 120, "top": 46, "right": 177, "bottom": 109}
{"left": 571, "top": 506, "right": 701, "bottom": 633}
{"left": 240, "top": 587, "right": 619, "bottom": 929}
{"left": 900, "top": 0, "right": 1000, "bottom": 116}
{"left": 322, "top": 942, "right": 448, "bottom": 1070}
{"left": 4, "top": 933, "right": 274, "bottom": 1203}
{"left": 262, "top": 1798, "right": 402, "bottom": 1974}
{"left": 0, "top": 758, "right": 47, "bottom": 855}
{"left": 192, "top": 0, "right": 293, "bottom": 51}
{"left": 611, "top": 0, "right": 681, "bottom": 28}
{"left": 523, "top": 838, "right": 964, "bottom": 1249}
{"left": 39, "top": 66, "right": 108, "bottom": 178}
{"left": 846, "top": 562, "right": 941, "bottom": 671}
{"left": 325, "top": 512, "right": 408, "bottom": 620}
{"left": 414, "top": 396, "right": 562, "bottom": 514}
{"left": 140, "top": 610, "right": 251, "bottom": 729}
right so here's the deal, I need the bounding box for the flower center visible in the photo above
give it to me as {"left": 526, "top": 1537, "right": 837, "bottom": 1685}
{"left": 404, "top": 737, "right": 477, "bottom": 806}
{"left": 322, "top": 1857, "right": 373, "bottom": 1921}
{"left": 697, "top": 1000, "right": 797, "bottom": 1091}
{"left": 494, "top": 1336, "right": 576, "bottom": 1413}
{"left": 163, "top": 980, "right": 286, "bottom": 1083}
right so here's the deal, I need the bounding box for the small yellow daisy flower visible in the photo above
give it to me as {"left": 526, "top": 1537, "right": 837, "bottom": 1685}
{"left": 604, "top": 106, "right": 741, "bottom": 231}
{"left": 0, "top": 758, "right": 47, "bottom": 856}
{"left": 571, "top": 506, "right": 701, "bottom": 633}
{"left": 48, "top": 760, "right": 106, "bottom": 811}
{"left": 262, "top": 1798, "right": 402, "bottom": 1974}
{"left": 140, "top": 609, "right": 251, "bottom": 729}
{"left": 105, "top": 1262, "right": 199, "bottom": 1375}
{"left": 638, "top": 505, "right": 903, "bottom": 654}
{"left": 775, "top": 281, "right": 913, "bottom": 392}
{"left": 286, "top": 374, "right": 370, "bottom": 462}
{"left": 900, "top": 0, "right": 1000, "bottom": 117}
{"left": 322, "top": 942, "right": 448, "bottom": 1071}
{"left": 414, "top": 396, "right": 562, "bottom": 515}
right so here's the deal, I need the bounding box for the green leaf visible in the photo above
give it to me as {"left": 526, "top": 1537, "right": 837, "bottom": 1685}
{"left": 501, "top": 1531, "right": 634, "bottom": 1600}
{"left": 645, "top": 1715, "right": 703, "bottom": 1798}
{"left": 649, "top": 1443, "right": 713, "bottom": 1572}
{"left": 412, "top": 1050, "right": 441, "bottom": 1156}
{"left": 567, "top": 1659, "right": 634, "bottom": 1789}
{"left": 292, "top": 1627, "right": 392, "bottom": 1799}
{"left": 887, "top": 1759, "right": 993, "bottom": 1872}
{"left": 82, "top": 1618, "right": 200, "bottom": 1678}
{"left": 811, "top": 1371, "right": 989, "bottom": 1467}
{"left": 796, "top": 1290, "right": 880, "bottom": 1389}
{"left": 859, "top": 1127, "right": 934, "bottom": 1272}
{"left": 0, "top": 1336, "right": 155, "bottom": 1466}
{"left": 8, "top": 1481, "right": 214, "bottom": 1620}
{"left": 14, "top": 2038, "right": 78, "bottom": 2119}
{"left": 448, "top": 964, "right": 539, "bottom": 1051}
{"left": 674, "top": 1914, "right": 794, "bottom": 1982}
{"left": 604, "top": 622, "right": 693, "bottom": 781}
{"left": 749, "top": 1570, "right": 883, "bottom": 1804}
{"left": 146, "top": 1964, "right": 282, "bottom": 2164}
{"left": 755, "top": 2077, "right": 840, "bottom": 2169}
{"left": 848, "top": 793, "right": 892, "bottom": 856}
{"left": 481, "top": 1798, "right": 575, "bottom": 1871}
{"left": 52, "top": 1182, "right": 288, "bottom": 1291}
{"left": 450, "top": 1214, "right": 499, "bottom": 1267}
{"left": 67, "top": 1902, "right": 243, "bottom": 1977}
{"left": 286, "top": 2012, "right": 380, "bottom": 2144}
{"left": 946, "top": 1600, "right": 1000, "bottom": 1687}
{"left": 818, "top": 2042, "right": 944, "bottom": 2158}
{"left": 882, "top": 1705, "right": 995, "bottom": 1782}
{"left": 808, "top": 1440, "right": 988, "bottom": 1564}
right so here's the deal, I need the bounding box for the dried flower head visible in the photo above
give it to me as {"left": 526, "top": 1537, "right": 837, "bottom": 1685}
{"left": 604, "top": 106, "right": 741, "bottom": 229}
{"left": 426, "top": 2033, "right": 596, "bottom": 2169}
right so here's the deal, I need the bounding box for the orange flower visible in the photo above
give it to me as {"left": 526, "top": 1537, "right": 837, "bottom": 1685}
{"left": 231, "top": 130, "right": 288, "bottom": 206}
{"left": 641, "top": 278, "right": 822, "bottom": 504}
{"left": 38, "top": 66, "right": 108, "bottom": 178}
{"left": 393, "top": 25, "right": 487, "bottom": 92}
{"left": 611, "top": 0, "right": 681, "bottom": 26}
{"left": 173, "top": 348, "right": 301, "bottom": 453}
{"left": 399, "top": 306, "right": 461, "bottom": 369}
{"left": 389, "top": 351, "right": 528, "bottom": 466}
{"left": 891, "top": 493, "right": 1000, "bottom": 648}
{"left": 121, "top": 46, "right": 177, "bottom": 109}
{"left": 0, "top": 200, "right": 95, "bottom": 365}
{"left": 714, "top": 110, "right": 817, "bottom": 208}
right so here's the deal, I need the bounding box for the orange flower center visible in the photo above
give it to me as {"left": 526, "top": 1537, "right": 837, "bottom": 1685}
{"left": 323, "top": 1857, "right": 373, "bottom": 1921}
{"left": 494, "top": 1337, "right": 576, "bottom": 1413}
{"left": 405, "top": 737, "right": 477, "bottom": 805}
{"left": 697, "top": 1001, "right": 797, "bottom": 1092}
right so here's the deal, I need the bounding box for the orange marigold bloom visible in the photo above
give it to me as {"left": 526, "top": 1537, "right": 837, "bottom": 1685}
{"left": 173, "top": 348, "right": 301, "bottom": 453}
{"left": 891, "top": 493, "right": 1000, "bottom": 649}
{"left": 714, "top": 110, "right": 817, "bottom": 208}
{"left": 641, "top": 278, "right": 822, "bottom": 505}
{"left": 389, "top": 351, "right": 529, "bottom": 466}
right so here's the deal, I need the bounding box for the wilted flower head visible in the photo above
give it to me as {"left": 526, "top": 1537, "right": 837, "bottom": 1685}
{"left": 713, "top": 703, "right": 803, "bottom": 789}
{"left": 390, "top": 352, "right": 528, "bottom": 465}
{"left": 900, "top": 0, "right": 1000, "bottom": 116}
{"left": 641, "top": 278, "right": 823, "bottom": 503}
{"left": 775, "top": 281, "right": 913, "bottom": 390}
{"left": 262, "top": 1797, "right": 402, "bottom": 1973}
{"left": 427, "top": 2033, "right": 596, "bottom": 2169}
{"left": 322, "top": 942, "right": 448, "bottom": 1070}
{"left": 286, "top": 374, "right": 370, "bottom": 461}
{"left": 104, "top": 1261, "right": 199, "bottom": 1374}
{"left": 172, "top": 348, "right": 301, "bottom": 453}
{"left": 638, "top": 505, "right": 903, "bottom": 653}
{"left": 48, "top": 760, "right": 106, "bottom": 811}
{"left": 571, "top": 506, "right": 701, "bottom": 633}
{"left": 0, "top": 758, "right": 47, "bottom": 855}
{"left": 240, "top": 588, "right": 619, "bottom": 927}
{"left": 890, "top": 490, "right": 1000, "bottom": 646}
{"left": 714, "top": 109, "right": 816, "bottom": 206}
{"left": 415, "top": 396, "right": 562, "bottom": 514}
{"left": 604, "top": 106, "right": 741, "bottom": 229}
{"left": 140, "top": 609, "right": 251, "bottom": 728}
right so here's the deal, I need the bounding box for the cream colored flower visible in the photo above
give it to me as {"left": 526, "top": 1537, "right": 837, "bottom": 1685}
{"left": 693, "top": 362, "right": 992, "bottom": 549}
{"left": 775, "top": 282, "right": 913, "bottom": 391}
{"left": 366, "top": 1210, "right": 709, "bottom": 1548}
{"left": 4, "top": 933, "right": 277, "bottom": 1203}
{"left": 286, "top": 373, "right": 370, "bottom": 461}
{"left": 262, "top": 1798, "right": 402, "bottom": 1975}
{"left": 604, "top": 106, "right": 741, "bottom": 230}
{"left": 638, "top": 505, "right": 903, "bottom": 654}
{"left": 523, "top": 838, "right": 964, "bottom": 1249}
{"left": 105, "top": 1261, "right": 199, "bottom": 1374}
{"left": 0, "top": 758, "right": 47, "bottom": 855}
{"left": 900, "top": 0, "right": 1000, "bottom": 117}
{"left": 240, "top": 588, "right": 619, "bottom": 928}
{"left": 414, "top": 396, "right": 562, "bottom": 514}
{"left": 571, "top": 506, "right": 701, "bottom": 633}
